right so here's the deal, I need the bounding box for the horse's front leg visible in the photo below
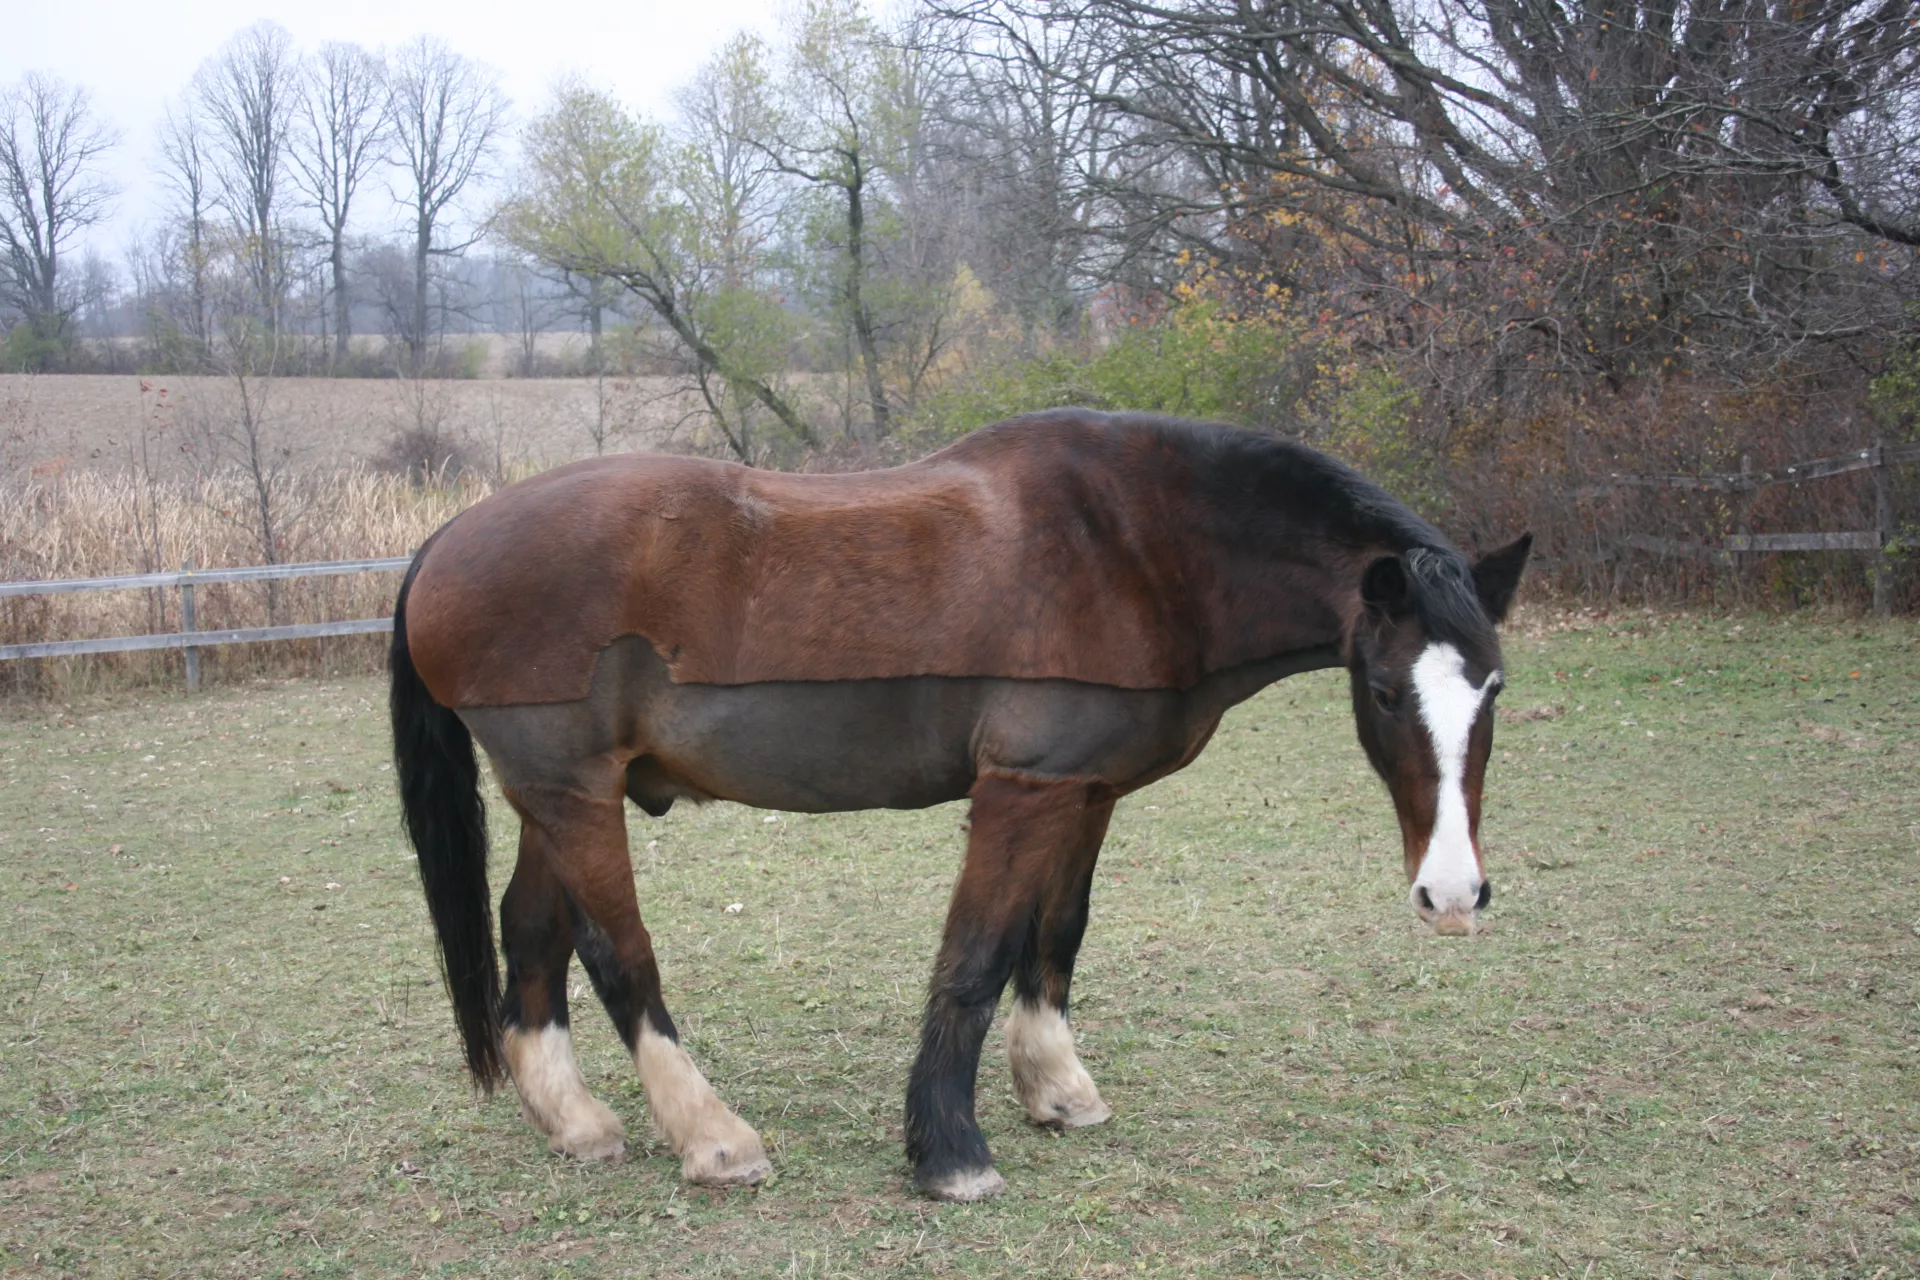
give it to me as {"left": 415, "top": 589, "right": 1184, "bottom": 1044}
{"left": 1008, "top": 793, "right": 1115, "bottom": 1129}
{"left": 906, "top": 772, "right": 1113, "bottom": 1201}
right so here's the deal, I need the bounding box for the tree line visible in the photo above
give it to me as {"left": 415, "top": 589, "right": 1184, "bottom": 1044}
{"left": 4, "top": 1, "right": 1917, "bottom": 475}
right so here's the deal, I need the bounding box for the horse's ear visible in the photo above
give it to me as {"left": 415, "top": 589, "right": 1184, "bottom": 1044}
{"left": 1472, "top": 533, "right": 1533, "bottom": 624}
{"left": 1360, "top": 554, "right": 1411, "bottom": 618}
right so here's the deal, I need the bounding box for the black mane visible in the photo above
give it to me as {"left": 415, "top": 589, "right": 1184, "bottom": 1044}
{"left": 1059, "top": 410, "right": 1500, "bottom": 647}
{"left": 976, "top": 409, "right": 1500, "bottom": 649}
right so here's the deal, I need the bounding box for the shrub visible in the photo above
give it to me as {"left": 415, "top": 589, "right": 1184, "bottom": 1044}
{"left": 908, "top": 299, "right": 1296, "bottom": 444}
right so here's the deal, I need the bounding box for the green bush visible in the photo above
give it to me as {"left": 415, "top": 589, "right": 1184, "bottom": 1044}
{"left": 1, "top": 318, "right": 79, "bottom": 373}
{"left": 1869, "top": 345, "right": 1920, "bottom": 439}
{"left": 1314, "top": 362, "right": 1446, "bottom": 513}
{"left": 910, "top": 300, "right": 1295, "bottom": 443}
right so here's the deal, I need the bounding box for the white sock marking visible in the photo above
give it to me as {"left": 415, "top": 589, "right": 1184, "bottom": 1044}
{"left": 634, "top": 1024, "right": 770, "bottom": 1184}
{"left": 502, "top": 1024, "right": 626, "bottom": 1159}
{"left": 1007, "top": 999, "right": 1110, "bottom": 1127}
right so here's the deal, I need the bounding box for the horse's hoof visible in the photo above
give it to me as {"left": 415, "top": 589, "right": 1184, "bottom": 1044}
{"left": 681, "top": 1123, "right": 771, "bottom": 1186}
{"left": 1036, "top": 1095, "right": 1112, "bottom": 1130}
{"left": 552, "top": 1130, "right": 628, "bottom": 1163}
{"left": 920, "top": 1166, "right": 1006, "bottom": 1202}
{"left": 542, "top": 1101, "right": 628, "bottom": 1162}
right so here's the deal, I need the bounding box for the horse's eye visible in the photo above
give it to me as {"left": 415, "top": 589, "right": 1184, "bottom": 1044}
{"left": 1371, "top": 685, "right": 1402, "bottom": 714}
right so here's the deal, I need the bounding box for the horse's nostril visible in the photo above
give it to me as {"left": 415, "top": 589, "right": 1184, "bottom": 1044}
{"left": 1416, "top": 886, "right": 1435, "bottom": 912}
{"left": 1475, "top": 881, "right": 1492, "bottom": 910}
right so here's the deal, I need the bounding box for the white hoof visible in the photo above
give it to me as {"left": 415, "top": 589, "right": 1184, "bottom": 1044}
{"left": 548, "top": 1105, "right": 628, "bottom": 1163}
{"left": 680, "top": 1112, "right": 771, "bottom": 1186}
{"left": 922, "top": 1166, "right": 1006, "bottom": 1202}
{"left": 1035, "top": 1092, "right": 1112, "bottom": 1129}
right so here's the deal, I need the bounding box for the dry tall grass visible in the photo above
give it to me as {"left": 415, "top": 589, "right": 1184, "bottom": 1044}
{"left": 0, "top": 468, "right": 491, "bottom": 699}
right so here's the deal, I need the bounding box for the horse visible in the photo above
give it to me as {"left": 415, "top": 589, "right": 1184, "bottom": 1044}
{"left": 387, "top": 410, "right": 1530, "bottom": 1202}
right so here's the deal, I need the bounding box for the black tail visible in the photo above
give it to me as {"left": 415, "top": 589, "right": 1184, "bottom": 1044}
{"left": 390, "top": 555, "right": 504, "bottom": 1091}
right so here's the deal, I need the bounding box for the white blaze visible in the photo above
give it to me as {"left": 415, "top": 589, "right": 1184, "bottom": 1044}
{"left": 1410, "top": 642, "right": 1500, "bottom": 915}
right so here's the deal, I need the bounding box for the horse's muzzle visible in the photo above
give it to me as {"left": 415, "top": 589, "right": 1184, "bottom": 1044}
{"left": 1413, "top": 881, "right": 1489, "bottom": 936}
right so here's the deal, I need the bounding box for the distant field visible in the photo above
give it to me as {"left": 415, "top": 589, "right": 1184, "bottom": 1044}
{"left": 2, "top": 611, "right": 1916, "bottom": 1277}
{"left": 1, "top": 372, "right": 703, "bottom": 480}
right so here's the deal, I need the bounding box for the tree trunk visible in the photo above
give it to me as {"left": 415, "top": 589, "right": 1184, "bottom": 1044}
{"left": 331, "top": 236, "right": 351, "bottom": 369}
{"left": 589, "top": 286, "right": 603, "bottom": 373}
{"left": 412, "top": 203, "right": 431, "bottom": 369}
{"left": 187, "top": 216, "right": 209, "bottom": 368}
{"left": 256, "top": 190, "right": 278, "bottom": 335}
{"left": 844, "top": 165, "right": 891, "bottom": 436}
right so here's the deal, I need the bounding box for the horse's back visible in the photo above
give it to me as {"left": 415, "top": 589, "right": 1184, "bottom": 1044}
{"left": 403, "top": 417, "right": 1218, "bottom": 709}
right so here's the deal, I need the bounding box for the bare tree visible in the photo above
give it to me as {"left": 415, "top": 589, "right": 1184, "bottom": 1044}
{"left": 386, "top": 36, "right": 508, "bottom": 368}
{"left": 495, "top": 257, "right": 564, "bottom": 376}
{"left": 293, "top": 41, "right": 390, "bottom": 369}
{"left": 918, "top": 5, "right": 1133, "bottom": 339}
{"left": 154, "top": 101, "right": 215, "bottom": 360}
{"left": 978, "top": 0, "right": 1920, "bottom": 398}
{"left": 0, "top": 73, "right": 117, "bottom": 339}
{"left": 194, "top": 21, "right": 301, "bottom": 332}
{"left": 676, "top": 33, "right": 784, "bottom": 289}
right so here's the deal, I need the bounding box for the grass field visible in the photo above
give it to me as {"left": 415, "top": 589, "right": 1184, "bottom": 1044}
{"left": 2, "top": 610, "right": 1916, "bottom": 1278}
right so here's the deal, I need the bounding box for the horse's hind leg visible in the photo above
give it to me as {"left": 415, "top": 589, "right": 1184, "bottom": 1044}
{"left": 1008, "top": 796, "right": 1115, "bottom": 1130}
{"left": 906, "top": 772, "right": 1113, "bottom": 1201}
{"left": 504, "top": 772, "right": 770, "bottom": 1187}
{"left": 498, "top": 838, "right": 626, "bottom": 1161}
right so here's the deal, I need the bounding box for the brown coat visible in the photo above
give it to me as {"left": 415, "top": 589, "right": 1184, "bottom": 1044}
{"left": 405, "top": 414, "right": 1374, "bottom": 707}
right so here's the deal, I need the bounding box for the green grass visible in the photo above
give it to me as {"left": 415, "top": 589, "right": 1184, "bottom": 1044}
{"left": 2, "top": 610, "right": 1916, "bottom": 1278}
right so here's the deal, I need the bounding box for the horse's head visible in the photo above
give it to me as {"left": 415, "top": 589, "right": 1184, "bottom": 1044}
{"left": 1346, "top": 535, "right": 1532, "bottom": 936}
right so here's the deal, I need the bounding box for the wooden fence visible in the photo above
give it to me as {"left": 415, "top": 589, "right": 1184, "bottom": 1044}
{"left": 1595, "top": 441, "right": 1919, "bottom": 616}
{"left": 0, "top": 557, "right": 412, "bottom": 690}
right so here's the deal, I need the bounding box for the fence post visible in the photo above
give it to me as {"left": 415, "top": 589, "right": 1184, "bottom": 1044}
{"left": 180, "top": 560, "right": 200, "bottom": 693}
{"left": 1871, "top": 440, "right": 1893, "bottom": 618}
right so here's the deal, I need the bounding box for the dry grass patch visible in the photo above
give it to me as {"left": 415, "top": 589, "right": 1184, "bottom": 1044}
{"left": 0, "top": 468, "right": 485, "bottom": 697}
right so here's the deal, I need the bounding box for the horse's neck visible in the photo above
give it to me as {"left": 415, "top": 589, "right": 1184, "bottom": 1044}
{"left": 1197, "top": 643, "right": 1346, "bottom": 712}
{"left": 1195, "top": 524, "right": 1369, "bottom": 681}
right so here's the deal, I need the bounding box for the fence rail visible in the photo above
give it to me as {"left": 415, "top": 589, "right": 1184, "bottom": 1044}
{"left": 0, "top": 556, "right": 412, "bottom": 598}
{"left": 1602, "top": 440, "right": 1913, "bottom": 615}
{"left": 0, "top": 556, "right": 412, "bottom": 688}
{"left": 1579, "top": 441, "right": 1920, "bottom": 497}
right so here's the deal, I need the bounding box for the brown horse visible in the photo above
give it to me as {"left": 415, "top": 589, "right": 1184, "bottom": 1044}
{"left": 389, "top": 411, "right": 1529, "bottom": 1201}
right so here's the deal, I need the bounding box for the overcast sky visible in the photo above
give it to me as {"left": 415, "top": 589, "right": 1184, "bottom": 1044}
{"left": 4, "top": 0, "right": 785, "bottom": 256}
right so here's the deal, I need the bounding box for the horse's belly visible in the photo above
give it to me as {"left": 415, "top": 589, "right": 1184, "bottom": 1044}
{"left": 644, "top": 676, "right": 986, "bottom": 812}
{"left": 646, "top": 678, "right": 1201, "bottom": 813}
{"left": 465, "top": 635, "right": 1207, "bottom": 816}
